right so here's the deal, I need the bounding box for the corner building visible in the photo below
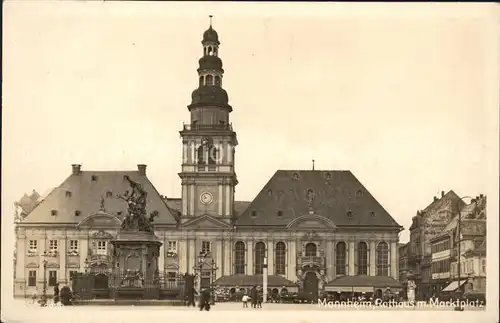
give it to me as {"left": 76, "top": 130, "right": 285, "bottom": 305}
{"left": 14, "top": 23, "right": 403, "bottom": 299}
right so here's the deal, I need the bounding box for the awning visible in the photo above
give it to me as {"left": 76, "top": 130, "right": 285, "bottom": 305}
{"left": 325, "top": 286, "right": 374, "bottom": 293}
{"left": 442, "top": 280, "right": 468, "bottom": 292}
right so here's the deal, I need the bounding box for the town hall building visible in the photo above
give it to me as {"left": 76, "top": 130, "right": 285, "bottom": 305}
{"left": 14, "top": 21, "right": 403, "bottom": 299}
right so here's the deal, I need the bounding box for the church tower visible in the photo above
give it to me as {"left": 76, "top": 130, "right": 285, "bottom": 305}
{"left": 179, "top": 17, "right": 238, "bottom": 223}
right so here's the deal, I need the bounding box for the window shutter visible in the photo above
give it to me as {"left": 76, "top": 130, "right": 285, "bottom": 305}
{"left": 354, "top": 243, "right": 358, "bottom": 272}
{"left": 367, "top": 244, "right": 370, "bottom": 274}
{"left": 345, "top": 243, "right": 349, "bottom": 275}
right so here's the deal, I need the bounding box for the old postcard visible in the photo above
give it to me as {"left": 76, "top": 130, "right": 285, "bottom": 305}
{"left": 1, "top": 2, "right": 498, "bottom": 323}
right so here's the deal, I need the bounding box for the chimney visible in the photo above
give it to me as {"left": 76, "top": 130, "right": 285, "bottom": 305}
{"left": 479, "top": 194, "right": 484, "bottom": 199}
{"left": 441, "top": 191, "right": 445, "bottom": 198}
{"left": 71, "top": 164, "right": 81, "bottom": 175}
{"left": 137, "top": 164, "right": 147, "bottom": 176}
{"left": 433, "top": 196, "right": 438, "bottom": 202}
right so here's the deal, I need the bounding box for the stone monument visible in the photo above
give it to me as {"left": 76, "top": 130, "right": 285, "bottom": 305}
{"left": 110, "top": 175, "right": 163, "bottom": 300}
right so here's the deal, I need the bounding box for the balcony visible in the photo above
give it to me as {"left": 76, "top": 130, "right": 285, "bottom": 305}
{"left": 297, "top": 256, "right": 326, "bottom": 269}
{"left": 182, "top": 123, "right": 233, "bottom": 132}
{"left": 88, "top": 254, "right": 111, "bottom": 264}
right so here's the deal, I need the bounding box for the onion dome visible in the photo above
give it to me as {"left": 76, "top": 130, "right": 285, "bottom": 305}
{"left": 203, "top": 26, "right": 220, "bottom": 45}
{"left": 190, "top": 86, "right": 230, "bottom": 108}
{"left": 198, "top": 56, "right": 223, "bottom": 72}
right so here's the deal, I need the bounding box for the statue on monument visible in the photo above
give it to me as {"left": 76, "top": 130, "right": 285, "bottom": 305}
{"left": 117, "top": 175, "right": 158, "bottom": 232}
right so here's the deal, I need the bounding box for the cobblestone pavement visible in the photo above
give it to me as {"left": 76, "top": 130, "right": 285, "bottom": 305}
{"left": 1, "top": 299, "right": 486, "bottom": 323}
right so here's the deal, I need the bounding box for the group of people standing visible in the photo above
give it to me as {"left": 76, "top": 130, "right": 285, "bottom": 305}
{"left": 242, "top": 285, "right": 263, "bottom": 308}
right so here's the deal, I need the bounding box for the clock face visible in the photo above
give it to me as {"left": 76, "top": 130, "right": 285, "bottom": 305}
{"left": 200, "top": 192, "right": 213, "bottom": 205}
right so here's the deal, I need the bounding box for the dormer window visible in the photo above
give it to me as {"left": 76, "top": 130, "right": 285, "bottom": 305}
{"left": 51, "top": 210, "right": 57, "bottom": 216}
{"left": 277, "top": 210, "right": 283, "bottom": 217}
{"left": 346, "top": 210, "right": 353, "bottom": 217}
{"left": 251, "top": 211, "right": 257, "bottom": 217}
{"left": 106, "top": 191, "right": 113, "bottom": 198}
{"left": 74, "top": 210, "right": 81, "bottom": 216}
{"left": 292, "top": 172, "right": 300, "bottom": 180}
{"left": 324, "top": 172, "right": 332, "bottom": 180}
{"left": 267, "top": 189, "right": 273, "bottom": 197}
{"left": 117, "top": 211, "right": 123, "bottom": 216}
{"left": 370, "top": 211, "right": 376, "bottom": 217}
{"left": 356, "top": 189, "right": 363, "bottom": 197}
{"left": 65, "top": 191, "right": 72, "bottom": 198}
{"left": 91, "top": 175, "right": 97, "bottom": 182}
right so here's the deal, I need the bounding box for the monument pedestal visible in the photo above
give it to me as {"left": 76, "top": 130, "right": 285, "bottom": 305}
{"left": 111, "top": 230, "right": 162, "bottom": 300}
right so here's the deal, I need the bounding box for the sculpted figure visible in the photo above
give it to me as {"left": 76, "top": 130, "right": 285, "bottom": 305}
{"left": 117, "top": 176, "right": 156, "bottom": 232}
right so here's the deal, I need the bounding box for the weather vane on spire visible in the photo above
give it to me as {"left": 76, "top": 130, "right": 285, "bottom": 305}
{"left": 209, "top": 15, "right": 213, "bottom": 27}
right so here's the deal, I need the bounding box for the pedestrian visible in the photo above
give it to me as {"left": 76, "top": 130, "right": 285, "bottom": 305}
{"left": 31, "top": 288, "right": 38, "bottom": 304}
{"left": 53, "top": 283, "right": 60, "bottom": 304}
{"left": 257, "top": 290, "right": 263, "bottom": 308}
{"left": 198, "top": 288, "right": 211, "bottom": 311}
{"left": 242, "top": 294, "right": 249, "bottom": 308}
{"left": 250, "top": 286, "right": 258, "bottom": 308}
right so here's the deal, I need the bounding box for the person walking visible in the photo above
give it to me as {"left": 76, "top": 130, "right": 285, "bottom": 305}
{"left": 198, "top": 288, "right": 211, "bottom": 311}
{"left": 242, "top": 294, "right": 249, "bottom": 308}
{"left": 250, "top": 286, "right": 258, "bottom": 308}
{"left": 53, "top": 283, "right": 60, "bottom": 304}
{"left": 257, "top": 289, "right": 263, "bottom": 308}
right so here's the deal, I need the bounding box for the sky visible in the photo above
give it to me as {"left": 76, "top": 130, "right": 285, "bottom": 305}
{"left": 2, "top": 2, "right": 498, "bottom": 249}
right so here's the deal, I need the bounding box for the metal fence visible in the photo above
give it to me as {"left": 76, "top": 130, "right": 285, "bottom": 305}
{"left": 71, "top": 270, "right": 186, "bottom": 301}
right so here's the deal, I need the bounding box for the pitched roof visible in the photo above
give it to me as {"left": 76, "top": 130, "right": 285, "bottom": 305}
{"left": 213, "top": 275, "right": 296, "bottom": 287}
{"left": 419, "top": 190, "right": 465, "bottom": 219}
{"left": 326, "top": 275, "right": 403, "bottom": 288}
{"left": 164, "top": 198, "right": 251, "bottom": 218}
{"left": 21, "top": 169, "right": 179, "bottom": 225}
{"left": 235, "top": 170, "right": 400, "bottom": 228}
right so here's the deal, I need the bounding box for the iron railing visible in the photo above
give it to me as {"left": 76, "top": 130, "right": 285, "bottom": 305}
{"left": 182, "top": 123, "right": 233, "bottom": 131}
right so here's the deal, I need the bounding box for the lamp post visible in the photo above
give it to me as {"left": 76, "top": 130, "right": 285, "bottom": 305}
{"left": 39, "top": 251, "right": 48, "bottom": 307}
{"left": 455, "top": 196, "right": 476, "bottom": 311}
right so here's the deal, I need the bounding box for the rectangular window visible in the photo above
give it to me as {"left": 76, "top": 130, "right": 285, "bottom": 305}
{"left": 69, "top": 270, "right": 78, "bottom": 281}
{"left": 48, "top": 270, "right": 57, "bottom": 286}
{"left": 69, "top": 240, "right": 78, "bottom": 252}
{"left": 29, "top": 240, "right": 38, "bottom": 252}
{"left": 49, "top": 240, "right": 58, "bottom": 251}
{"left": 201, "top": 241, "right": 211, "bottom": 254}
{"left": 28, "top": 270, "right": 37, "bottom": 286}
{"left": 167, "top": 241, "right": 177, "bottom": 252}
{"left": 96, "top": 241, "right": 107, "bottom": 255}
{"left": 481, "top": 259, "right": 486, "bottom": 274}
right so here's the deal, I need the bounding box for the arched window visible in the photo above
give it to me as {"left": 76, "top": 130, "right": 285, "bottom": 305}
{"left": 199, "top": 76, "right": 204, "bottom": 87}
{"left": 376, "top": 242, "right": 389, "bottom": 276}
{"left": 208, "top": 145, "right": 218, "bottom": 165}
{"left": 275, "top": 242, "right": 286, "bottom": 275}
{"left": 215, "top": 76, "right": 221, "bottom": 86}
{"left": 254, "top": 242, "right": 266, "bottom": 274}
{"left": 197, "top": 145, "right": 206, "bottom": 164}
{"left": 213, "top": 47, "right": 218, "bottom": 56}
{"left": 336, "top": 242, "right": 346, "bottom": 275}
{"left": 357, "top": 242, "right": 368, "bottom": 275}
{"left": 234, "top": 241, "right": 245, "bottom": 275}
{"left": 206, "top": 75, "right": 213, "bottom": 85}
{"left": 208, "top": 46, "right": 213, "bottom": 56}
{"left": 305, "top": 243, "right": 317, "bottom": 257}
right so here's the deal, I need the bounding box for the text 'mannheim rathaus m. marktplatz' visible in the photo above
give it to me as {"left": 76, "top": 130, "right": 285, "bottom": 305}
{"left": 14, "top": 19, "right": 409, "bottom": 302}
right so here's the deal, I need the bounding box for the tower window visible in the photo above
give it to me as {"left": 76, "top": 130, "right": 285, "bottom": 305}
{"left": 206, "top": 75, "right": 213, "bottom": 86}
{"left": 197, "top": 145, "right": 206, "bottom": 164}
{"left": 251, "top": 211, "right": 257, "bottom": 217}
{"left": 215, "top": 76, "right": 221, "bottom": 86}
{"left": 199, "top": 76, "right": 204, "bottom": 87}
{"left": 208, "top": 46, "right": 213, "bottom": 56}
